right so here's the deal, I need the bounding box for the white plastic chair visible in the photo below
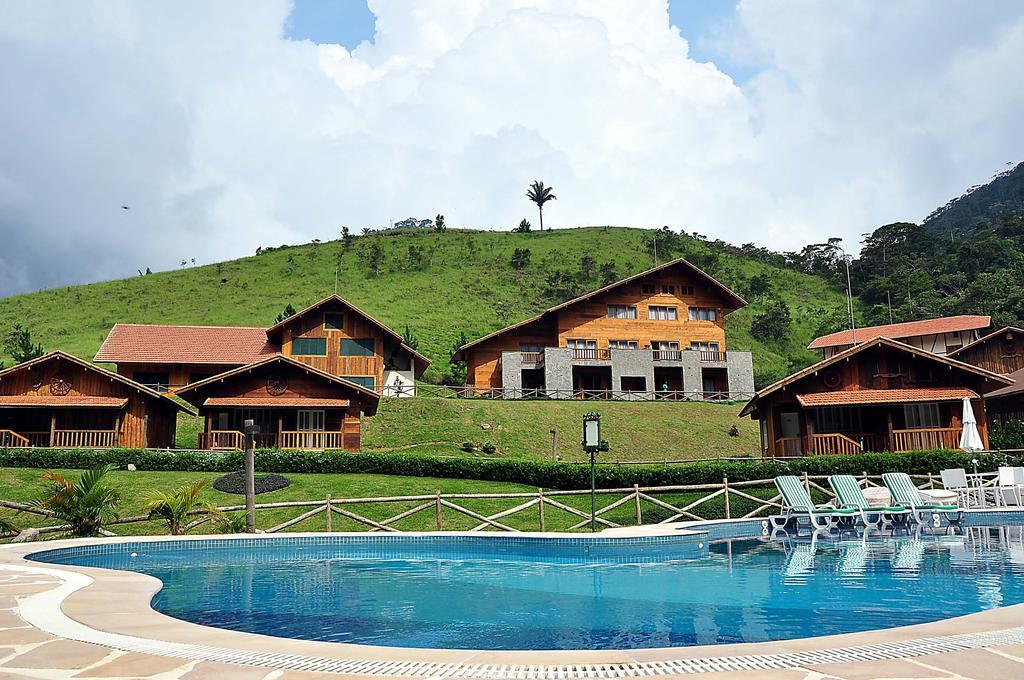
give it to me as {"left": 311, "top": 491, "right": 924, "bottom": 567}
{"left": 941, "top": 468, "right": 979, "bottom": 508}
{"left": 997, "top": 467, "right": 1024, "bottom": 507}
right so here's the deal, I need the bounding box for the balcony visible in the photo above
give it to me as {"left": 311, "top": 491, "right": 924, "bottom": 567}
{"left": 520, "top": 351, "right": 545, "bottom": 365}
{"left": 652, "top": 350, "right": 683, "bottom": 362}
{"left": 571, "top": 348, "right": 611, "bottom": 361}
{"left": 699, "top": 350, "right": 727, "bottom": 362}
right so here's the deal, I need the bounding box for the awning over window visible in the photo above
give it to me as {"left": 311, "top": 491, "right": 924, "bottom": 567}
{"left": 202, "top": 397, "right": 351, "bottom": 408}
{"left": 796, "top": 388, "right": 978, "bottom": 408}
{"left": 0, "top": 396, "right": 128, "bottom": 408}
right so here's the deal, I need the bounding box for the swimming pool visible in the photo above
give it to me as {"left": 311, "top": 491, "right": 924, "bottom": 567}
{"left": 30, "top": 528, "right": 1024, "bottom": 651}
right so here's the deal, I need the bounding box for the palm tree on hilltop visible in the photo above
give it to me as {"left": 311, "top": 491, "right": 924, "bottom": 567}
{"left": 526, "top": 181, "right": 556, "bottom": 232}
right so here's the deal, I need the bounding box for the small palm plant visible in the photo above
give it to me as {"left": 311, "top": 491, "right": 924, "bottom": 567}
{"left": 213, "top": 512, "right": 248, "bottom": 534}
{"left": 0, "top": 512, "right": 18, "bottom": 537}
{"left": 33, "top": 464, "right": 120, "bottom": 537}
{"left": 526, "top": 181, "right": 556, "bottom": 232}
{"left": 143, "top": 480, "right": 223, "bottom": 535}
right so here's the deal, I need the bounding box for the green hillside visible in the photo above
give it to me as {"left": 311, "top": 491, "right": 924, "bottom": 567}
{"left": 0, "top": 226, "right": 849, "bottom": 385}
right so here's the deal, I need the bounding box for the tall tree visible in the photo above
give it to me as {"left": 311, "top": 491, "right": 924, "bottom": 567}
{"left": 3, "top": 324, "right": 43, "bottom": 364}
{"left": 526, "top": 181, "right": 556, "bottom": 232}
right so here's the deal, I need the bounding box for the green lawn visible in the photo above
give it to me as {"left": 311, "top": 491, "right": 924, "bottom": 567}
{"left": 0, "top": 467, "right": 781, "bottom": 538}
{"left": 173, "top": 397, "right": 761, "bottom": 460}
{"left": 0, "top": 226, "right": 847, "bottom": 386}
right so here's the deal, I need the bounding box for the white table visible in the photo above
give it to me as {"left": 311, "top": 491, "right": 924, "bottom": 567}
{"left": 863, "top": 487, "right": 892, "bottom": 507}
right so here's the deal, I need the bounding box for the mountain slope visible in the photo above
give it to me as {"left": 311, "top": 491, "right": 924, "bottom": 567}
{"left": 0, "top": 226, "right": 850, "bottom": 385}
{"left": 923, "top": 162, "right": 1024, "bottom": 237}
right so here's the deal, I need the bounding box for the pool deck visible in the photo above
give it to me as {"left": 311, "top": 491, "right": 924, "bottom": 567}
{"left": 2, "top": 528, "right": 1024, "bottom": 679}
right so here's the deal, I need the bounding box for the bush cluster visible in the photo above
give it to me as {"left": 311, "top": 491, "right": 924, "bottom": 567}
{"left": 1, "top": 447, "right": 1015, "bottom": 490}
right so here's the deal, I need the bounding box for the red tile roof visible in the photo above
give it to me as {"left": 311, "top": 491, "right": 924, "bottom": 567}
{"left": 203, "top": 397, "right": 351, "bottom": 408}
{"left": 0, "top": 396, "right": 128, "bottom": 408}
{"left": 807, "top": 315, "right": 991, "bottom": 350}
{"left": 796, "top": 388, "right": 978, "bottom": 407}
{"left": 94, "top": 324, "right": 277, "bottom": 365}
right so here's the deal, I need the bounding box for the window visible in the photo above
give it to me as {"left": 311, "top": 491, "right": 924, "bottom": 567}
{"left": 292, "top": 337, "right": 327, "bottom": 356}
{"left": 607, "top": 304, "right": 637, "bottom": 319}
{"left": 690, "top": 342, "right": 720, "bottom": 353}
{"left": 652, "top": 340, "right": 681, "bottom": 360}
{"left": 688, "top": 307, "right": 717, "bottom": 321}
{"left": 324, "top": 313, "right": 344, "bottom": 331}
{"left": 567, "top": 339, "right": 598, "bottom": 359}
{"left": 680, "top": 285, "right": 694, "bottom": 296}
{"left": 815, "top": 407, "right": 863, "bottom": 434}
{"left": 608, "top": 340, "right": 639, "bottom": 349}
{"left": 661, "top": 284, "right": 675, "bottom": 295}
{"left": 342, "top": 376, "right": 376, "bottom": 389}
{"left": 648, "top": 305, "right": 678, "bottom": 320}
{"left": 519, "top": 343, "right": 542, "bottom": 353}
{"left": 133, "top": 371, "right": 170, "bottom": 392}
{"left": 642, "top": 284, "right": 656, "bottom": 294}
{"left": 340, "top": 338, "right": 375, "bottom": 356}
{"left": 904, "top": 403, "right": 941, "bottom": 429}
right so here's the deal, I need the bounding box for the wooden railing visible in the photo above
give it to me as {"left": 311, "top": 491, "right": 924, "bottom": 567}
{"left": 520, "top": 351, "right": 544, "bottom": 364}
{"left": 776, "top": 437, "right": 803, "bottom": 457}
{"left": 21, "top": 432, "right": 51, "bottom": 447}
{"left": 51, "top": 430, "right": 118, "bottom": 449}
{"left": 279, "top": 431, "right": 345, "bottom": 450}
{"left": 198, "top": 430, "right": 245, "bottom": 451}
{"left": 808, "top": 433, "right": 862, "bottom": 456}
{"left": 398, "top": 385, "right": 755, "bottom": 401}
{"left": 652, "top": 350, "right": 683, "bottom": 361}
{"left": 1, "top": 474, "right": 939, "bottom": 540}
{"left": 699, "top": 350, "right": 727, "bottom": 362}
{"left": 571, "top": 348, "right": 611, "bottom": 360}
{"left": 0, "top": 430, "right": 29, "bottom": 447}
{"left": 892, "top": 427, "right": 960, "bottom": 453}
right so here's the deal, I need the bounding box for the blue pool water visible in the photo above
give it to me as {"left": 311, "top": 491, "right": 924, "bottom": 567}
{"left": 31, "top": 529, "right": 1024, "bottom": 650}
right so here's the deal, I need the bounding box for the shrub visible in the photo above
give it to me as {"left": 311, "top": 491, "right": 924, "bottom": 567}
{"left": 1, "top": 447, "right": 1012, "bottom": 491}
{"left": 991, "top": 420, "right": 1024, "bottom": 450}
{"left": 481, "top": 443, "right": 497, "bottom": 454}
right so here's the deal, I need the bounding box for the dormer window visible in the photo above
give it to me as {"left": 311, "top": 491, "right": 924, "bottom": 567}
{"left": 324, "top": 313, "right": 344, "bottom": 331}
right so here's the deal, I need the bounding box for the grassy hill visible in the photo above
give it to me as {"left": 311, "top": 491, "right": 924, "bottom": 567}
{"left": 0, "top": 226, "right": 848, "bottom": 385}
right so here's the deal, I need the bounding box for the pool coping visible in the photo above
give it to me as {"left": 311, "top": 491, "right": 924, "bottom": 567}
{"left": 3, "top": 512, "right": 1024, "bottom": 677}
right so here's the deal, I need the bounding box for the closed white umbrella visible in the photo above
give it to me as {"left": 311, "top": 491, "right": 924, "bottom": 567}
{"left": 960, "top": 397, "right": 984, "bottom": 452}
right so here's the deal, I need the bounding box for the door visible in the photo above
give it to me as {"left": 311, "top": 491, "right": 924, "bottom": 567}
{"left": 779, "top": 412, "right": 801, "bottom": 455}
{"left": 297, "top": 410, "right": 325, "bottom": 448}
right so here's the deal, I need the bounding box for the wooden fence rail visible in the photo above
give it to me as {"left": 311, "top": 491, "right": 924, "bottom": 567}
{"left": 0, "top": 474, "right": 936, "bottom": 540}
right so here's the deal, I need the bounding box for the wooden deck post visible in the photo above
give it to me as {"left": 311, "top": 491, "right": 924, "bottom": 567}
{"left": 113, "top": 413, "right": 122, "bottom": 447}
{"left": 723, "top": 477, "right": 731, "bottom": 519}
{"left": 325, "top": 494, "right": 332, "bottom": 532}
{"left": 435, "top": 490, "right": 443, "bottom": 531}
{"left": 538, "top": 488, "right": 546, "bottom": 532}
{"left": 141, "top": 414, "right": 149, "bottom": 449}
{"left": 49, "top": 413, "right": 56, "bottom": 448}
{"left": 634, "top": 484, "right": 642, "bottom": 525}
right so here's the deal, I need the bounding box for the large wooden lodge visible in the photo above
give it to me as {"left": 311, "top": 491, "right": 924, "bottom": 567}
{"left": 452, "top": 258, "right": 756, "bottom": 400}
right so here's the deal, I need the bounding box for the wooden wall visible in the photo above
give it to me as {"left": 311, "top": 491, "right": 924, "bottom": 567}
{"left": 278, "top": 300, "right": 387, "bottom": 389}
{"left": 114, "top": 362, "right": 241, "bottom": 391}
{"left": 0, "top": 356, "right": 178, "bottom": 448}
{"left": 955, "top": 329, "right": 1024, "bottom": 375}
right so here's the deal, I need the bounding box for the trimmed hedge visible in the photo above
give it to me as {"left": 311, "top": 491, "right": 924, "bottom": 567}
{"left": 1, "top": 446, "right": 1019, "bottom": 490}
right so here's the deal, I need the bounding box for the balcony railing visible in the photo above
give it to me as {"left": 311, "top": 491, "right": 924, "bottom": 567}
{"left": 699, "top": 350, "right": 727, "bottom": 362}
{"left": 520, "top": 351, "right": 544, "bottom": 364}
{"left": 807, "top": 433, "right": 863, "bottom": 456}
{"left": 199, "top": 430, "right": 245, "bottom": 451}
{"left": 652, "top": 350, "right": 683, "bottom": 361}
{"left": 51, "top": 429, "right": 118, "bottom": 449}
{"left": 892, "top": 427, "right": 960, "bottom": 453}
{"left": 571, "top": 348, "right": 611, "bottom": 360}
{"left": 0, "top": 430, "right": 29, "bottom": 447}
{"left": 279, "top": 430, "right": 345, "bottom": 450}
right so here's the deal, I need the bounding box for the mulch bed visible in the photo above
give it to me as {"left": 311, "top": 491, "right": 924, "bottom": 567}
{"left": 212, "top": 471, "right": 291, "bottom": 495}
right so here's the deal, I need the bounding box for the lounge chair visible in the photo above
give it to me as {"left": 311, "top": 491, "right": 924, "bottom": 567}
{"left": 828, "top": 474, "right": 909, "bottom": 529}
{"left": 771, "top": 475, "right": 857, "bottom": 532}
{"left": 882, "top": 473, "right": 963, "bottom": 528}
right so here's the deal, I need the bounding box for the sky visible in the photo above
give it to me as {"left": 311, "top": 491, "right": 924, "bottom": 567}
{"left": 1, "top": 1, "right": 1023, "bottom": 297}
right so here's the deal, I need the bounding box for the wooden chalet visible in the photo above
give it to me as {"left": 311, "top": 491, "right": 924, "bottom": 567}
{"left": 174, "top": 354, "right": 380, "bottom": 451}
{"left": 950, "top": 327, "right": 1024, "bottom": 426}
{"left": 808, "top": 315, "right": 991, "bottom": 359}
{"left": 0, "top": 352, "right": 191, "bottom": 449}
{"left": 741, "top": 337, "right": 1012, "bottom": 457}
{"left": 451, "top": 258, "right": 756, "bottom": 399}
{"left": 94, "top": 295, "right": 430, "bottom": 396}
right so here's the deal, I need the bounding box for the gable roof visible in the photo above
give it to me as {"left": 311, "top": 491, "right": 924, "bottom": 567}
{"left": 0, "top": 351, "right": 194, "bottom": 414}
{"left": 985, "top": 366, "right": 1024, "bottom": 399}
{"left": 94, "top": 324, "right": 276, "bottom": 365}
{"left": 264, "top": 295, "right": 431, "bottom": 375}
{"left": 174, "top": 354, "right": 381, "bottom": 414}
{"left": 948, "top": 326, "right": 1024, "bottom": 359}
{"left": 740, "top": 336, "right": 1011, "bottom": 417}
{"left": 452, "top": 258, "right": 746, "bottom": 360}
{"left": 807, "top": 315, "right": 991, "bottom": 350}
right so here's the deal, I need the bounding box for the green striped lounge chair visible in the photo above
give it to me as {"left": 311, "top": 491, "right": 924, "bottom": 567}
{"left": 882, "top": 473, "right": 963, "bottom": 527}
{"left": 829, "top": 475, "right": 909, "bottom": 529}
{"left": 772, "top": 475, "right": 856, "bottom": 532}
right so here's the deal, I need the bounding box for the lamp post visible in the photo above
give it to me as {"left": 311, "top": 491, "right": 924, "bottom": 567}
{"left": 582, "top": 412, "right": 609, "bottom": 532}
{"left": 243, "top": 418, "right": 260, "bottom": 533}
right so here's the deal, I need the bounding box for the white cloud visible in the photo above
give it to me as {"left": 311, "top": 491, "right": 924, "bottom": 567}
{"left": 0, "top": 0, "right": 1022, "bottom": 295}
